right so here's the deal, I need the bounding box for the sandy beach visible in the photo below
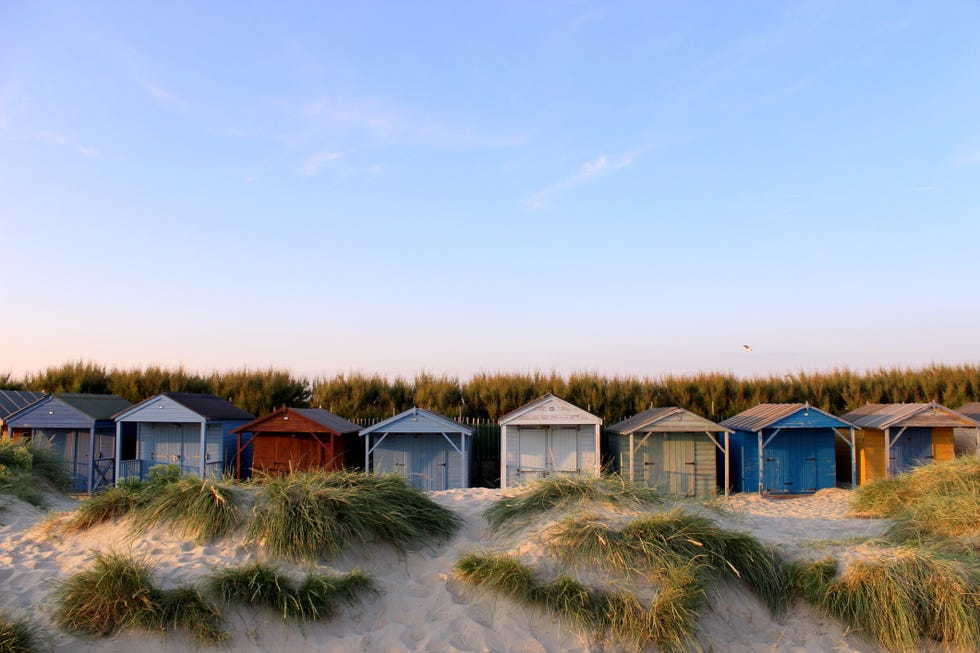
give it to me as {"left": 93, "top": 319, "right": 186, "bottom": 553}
{"left": 0, "top": 487, "right": 904, "bottom": 652}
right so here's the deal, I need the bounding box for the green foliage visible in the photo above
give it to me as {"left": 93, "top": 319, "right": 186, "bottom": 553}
{"left": 453, "top": 553, "right": 703, "bottom": 652}
{"left": 62, "top": 464, "right": 183, "bottom": 533}
{"left": 851, "top": 456, "right": 980, "bottom": 549}
{"left": 10, "top": 361, "right": 980, "bottom": 422}
{"left": 51, "top": 551, "right": 225, "bottom": 642}
{"left": 207, "top": 562, "right": 376, "bottom": 621}
{"left": 484, "top": 476, "right": 663, "bottom": 533}
{"left": 0, "top": 439, "right": 71, "bottom": 506}
{"left": 547, "top": 510, "right": 792, "bottom": 615}
{"left": 248, "top": 470, "right": 462, "bottom": 561}
{"left": 0, "top": 611, "right": 44, "bottom": 653}
{"left": 793, "top": 551, "right": 980, "bottom": 653}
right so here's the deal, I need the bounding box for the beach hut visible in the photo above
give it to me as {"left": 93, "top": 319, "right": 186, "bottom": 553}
{"left": 4, "top": 393, "right": 133, "bottom": 493}
{"left": 720, "top": 403, "right": 856, "bottom": 495}
{"left": 499, "top": 394, "right": 602, "bottom": 489}
{"left": 359, "top": 407, "right": 472, "bottom": 491}
{"left": 608, "top": 407, "right": 732, "bottom": 497}
{"left": 840, "top": 402, "right": 978, "bottom": 483}
{"left": 953, "top": 402, "right": 980, "bottom": 456}
{"left": 0, "top": 390, "right": 45, "bottom": 438}
{"left": 113, "top": 392, "right": 253, "bottom": 482}
{"left": 230, "top": 406, "right": 361, "bottom": 479}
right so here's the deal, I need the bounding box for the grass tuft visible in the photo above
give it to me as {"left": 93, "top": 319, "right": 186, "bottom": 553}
{"left": 794, "top": 550, "right": 980, "bottom": 653}
{"left": 62, "top": 483, "right": 143, "bottom": 533}
{"left": 0, "top": 439, "right": 71, "bottom": 507}
{"left": 131, "top": 475, "right": 241, "bottom": 544}
{"left": 51, "top": 550, "right": 225, "bottom": 642}
{"left": 850, "top": 456, "right": 980, "bottom": 549}
{"left": 207, "top": 561, "right": 376, "bottom": 621}
{"left": 548, "top": 509, "right": 791, "bottom": 614}
{"left": 0, "top": 611, "right": 45, "bottom": 653}
{"left": 247, "top": 470, "right": 462, "bottom": 561}
{"left": 454, "top": 552, "right": 702, "bottom": 652}
{"left": 484, "top": 475, "right": 663, "bottom": 532}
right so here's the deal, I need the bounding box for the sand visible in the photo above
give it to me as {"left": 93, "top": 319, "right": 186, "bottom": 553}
{"left": 0, "top": 486, "right": 901, "bottom": 652}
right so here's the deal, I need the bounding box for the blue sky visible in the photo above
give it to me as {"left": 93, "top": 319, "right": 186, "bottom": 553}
{"left": 2, "top": 1, "right": 979, "bottom": 380}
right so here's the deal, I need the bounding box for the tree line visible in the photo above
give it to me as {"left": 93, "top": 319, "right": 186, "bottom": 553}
{"left": 1, "top": 361, "right": 978, "bottom": 422}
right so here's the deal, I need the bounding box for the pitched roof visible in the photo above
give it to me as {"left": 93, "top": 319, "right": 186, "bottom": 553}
{"left": 232, "top": 406, "right": 360, "bottom": 434}
{"left": 56, "top": 393, "right": 131, "bottom": 420}
{"left": 498, "top": 393, "right": 602, "bottom": 425}
{"left": 956, "top": 402, "right": 980, "bottom": 421}
{"left": 163, "top": 393, "right": 254, "bottom": 420}
{"left": 609, "top": 406, "right": 731, "bottom": 434}
{"left": 359, "top": 407, "right": 472, "bottom": 436}
{"left": 842, "top": 402, "right": 979, "bottom": 429}
{"left": 720, "top": 403, "right": 852, "bottom": 431}
{"left": 0, "top": 390, "right": 46, "bottom": 420}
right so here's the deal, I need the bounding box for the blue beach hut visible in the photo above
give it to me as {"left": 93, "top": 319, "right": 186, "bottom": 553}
{"left": 720, "top": 403, "right": 856, "bottom": 494}
{"left": 5, "top": 393, "right": 133, "bottom": 493}
{"left": 113, "top": 392, "right": 253, "bottom": 482}
{"left": 360, "top": 407, "right": 473, "bottom": 491}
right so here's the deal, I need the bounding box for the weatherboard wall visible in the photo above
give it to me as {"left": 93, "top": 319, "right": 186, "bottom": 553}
{"left": 727, "top": 426, "right": 837, "bottom": 494}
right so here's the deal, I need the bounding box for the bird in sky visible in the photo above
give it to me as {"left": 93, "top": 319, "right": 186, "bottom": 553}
{"left": 743, "top": 344, "right": 753, "bottom": 352}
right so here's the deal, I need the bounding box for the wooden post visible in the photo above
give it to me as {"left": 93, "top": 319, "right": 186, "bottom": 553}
{"left": 364, "top": 432, "right": 370, "bottom": 475}
{"left": 236, "top": 432, "right": 242, "bottom": 480}
{"left": 757, "top": 431, "right": 764, "bottom": 494}
{"left": 114, "top": 420, "right": 123, "bottom": 486}
{"left": 850, "top": 427, "right": 857, "bottom": 488}
{"left": 199, "top": 422, "right": 207, "bottom": 478}
{"left": 500, "top": 424, "right": 507, "bottom": 489}
{"left": 594, "top": 422, "right": 601, "bottom": 477}
{"left": 884, "top": 427, "right": 891, "bottom": 479}
{"left": 628, "top": 433, "right": 634, "bottom": 482}
{"left": 724, "top": 430, "right": 730, "bottom": 497}
{"left": 461, "top": 432, "right": 468, "bottom": 488}
{"left": 88, "top": 425, "right": 96, "bottom": 494}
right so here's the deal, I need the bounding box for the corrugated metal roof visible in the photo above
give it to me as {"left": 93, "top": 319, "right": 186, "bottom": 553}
{"left": 720, "top": 403, "right": 853, "bottom": 431}
{"left": 0, "top": 390, "right": 46, "bottom": 420}
{"left": 232, "top": 406, "right": 361, "bottom": 434}
{"left": 164, "top": 392, "right": 254, "bottom": 421}
{"left": 842, "top": 403, "right": 979, "bottom": 429}
{"left": 359, "top": 407, "right": 472, "bottom": 436}
{"left": 56, "top": 393, "right": 131, "bottom": 420}
{"left": 956, "top": 402, "right": 980, "bottom": 421}
{"left": 609, "top": 406, "right": 731, "bottom": 434}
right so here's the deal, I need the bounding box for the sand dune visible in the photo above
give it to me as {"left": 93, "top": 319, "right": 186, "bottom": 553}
{"left": 0, "top": 487, "right": 905, "bottom": 652}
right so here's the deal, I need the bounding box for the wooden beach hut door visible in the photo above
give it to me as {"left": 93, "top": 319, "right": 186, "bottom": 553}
{"left": 663, "top": 436, "right": 697, "bottom": 497}
{"left": 891, "top": 427, "right": 932, "bottom": 475}
{"left": 548, "top": 427, "right": 579, "bottom": 477}
{"left": 517, "top": 427, "right": 548, "bottom": 483}
{"left": 149, "top": 424, "right": 200, "bottom": 476}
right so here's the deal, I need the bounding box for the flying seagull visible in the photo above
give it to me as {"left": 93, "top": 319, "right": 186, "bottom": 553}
{"left": 743, "top": 344, "right": 752, "bottom": 352}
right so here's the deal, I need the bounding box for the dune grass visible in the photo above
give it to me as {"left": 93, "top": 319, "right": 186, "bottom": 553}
{"left": 0, "top": 439, "right": 71, "bottom": 507}
{"left": 547, "top": 510, "right": 792, "bottom": 614}
{"left": 454, "top": 552, "right": 703, "bottom": 652}
{"left": 247, "top": 470, "right": 462, "bottom": 561}
{"left": 484, "top": 475, "right": 663, "bottom": 533}
{"left": 130, "top": 475, "right": 241, "bottom": 543}
{"left": 207, "top": 561, "right": 376, "bottom": 621}
{"left": 0, "top": 611, "right": 44, "bottom": 653}
{"left": 63, "top": 465, "right": 239, "bottom": 543}
{"left": 850, "top": 456, "right": 980, "bottom": 549}
{"left": 793, "top": 550, "right": 980, "bottom": 653}
{"left": 51, "top": 550, "right": 225, "bottom": 642}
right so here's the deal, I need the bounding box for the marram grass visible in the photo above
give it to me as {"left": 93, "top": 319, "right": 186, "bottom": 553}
{"left": 484, "top": 475, "right": 663, "bottom": 532}
{"left": 247, "top": 470, "right": 462, "bottom": 561}
{"left": 51, "top": 550, "right": 225, "bottom": 642}
{"left": 547, "top": 510, "right": 792, "bottom": 614}
{"left": 453, "top": 552, "right": 703, "bottom": 653}
{"left": 850, "top": 456, "right": 980, "bottom": 549}
{"left": 793, "top": 550, "right": 980, "bottom": 653}
{"left": 130, "top": 475, "right": 241, "bottom": 544}
{"left": 0, "top": 611, "right": 44, "bottom": 653}
{"left": 207, "top": 561, "right": 376, "bottom": 621}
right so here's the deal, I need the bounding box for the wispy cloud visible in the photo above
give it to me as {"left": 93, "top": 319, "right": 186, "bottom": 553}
{"left": 35, "top": 131, "right": 101, "bottom": 158}
{"left": 135, "top": 76, "right": 191, "bottom": 112}
{"left": 524, "top": 152, "right": 636, "bottom": 210}
{"left": 300, "top": 149, "right": 346, "bottom": 176}
{"left": 954, "top": 150, "right": 980, "bottom": 166}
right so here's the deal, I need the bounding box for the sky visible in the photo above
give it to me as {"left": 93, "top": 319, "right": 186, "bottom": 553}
{"left": 2, "top": 1, "right": 979, "bottom": 381}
